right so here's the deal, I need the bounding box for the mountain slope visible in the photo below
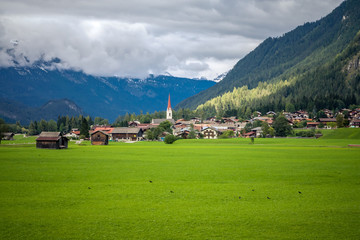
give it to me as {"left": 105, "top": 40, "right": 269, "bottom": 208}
{"left": 0, "top": 98, "right": 84, "bottom": 124}
{"left": 195, "top": 31, "right": 360, "bottom": 117}
{"left": 177, "top": 0, "right": 360, "bottom": 111}
{"left": 0, "top": 66, "right": 215, "bottom": 123}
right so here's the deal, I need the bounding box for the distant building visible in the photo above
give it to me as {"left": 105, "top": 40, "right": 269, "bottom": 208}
{"left": 201, "top": 127, "right": 221, "bottom": 139}
{"left": 36, "top": 132, "right": 68, "bottom": 149}
{"left": 151, "top": 119, "right": 175, "bottom": 125}
{"left": 91, "top": 130, "right": 109, "bottom": 145}
{"left": 151, "top": 93, "right": 175, "bottom": 125}
{"left": 2, "top": 132, "right": 15, "bottom": 140}
{"left": 111, "top": 127, "right": 144, "bottom": 141}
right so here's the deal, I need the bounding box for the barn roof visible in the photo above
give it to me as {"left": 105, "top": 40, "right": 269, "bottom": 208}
{"left": 91, "top": 130, "right": 109, "bottom": 136}
{"left": 36, "top": 132, "right": 62, "bottom": 141}
{"left": 3, "top": 132, "right": 14, "bottom": 137}
{"left": 112, "top": 127, "right": 142, "bottom": 134}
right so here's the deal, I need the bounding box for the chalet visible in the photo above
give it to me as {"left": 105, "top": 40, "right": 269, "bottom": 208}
{"left": 111, "top": 127, "right": 143, "bottom": 141}
{"left": 319, "top": 118, "right": 337, "bottom": 123}
{"left": 36, "top": 132, "right": 68, "bottom": 149}
{"left": 65, "top": 130, "right": 80, "bottom": 139}
{"left": 243, "top": 131, "right": 256, "bottom": 138}
{"left": 206, "top": 117, "right": 217, "bottom": 122}
{"left": 236, "top": 122, "right": 248, "bottom": 130}
{"left": 128, "top": 121, "right": 141, "bottom": 127}
{"left": 2, "top": 132, "right": 15, "bottom": 140}
{"left": 190, "top": 117, "right": 201, "bottom": 124}
{"left": 201, "top": 127, "right": 221, "bottom": 139}
{"left": 251, "top": 127, "right": 263, "bottom": 138}
{"left": 350, "top": 119, "right": 360, "bottom": 128}
{"left": 90, "top": 130, "right": 109, "bottom": 145}
{"left": 307, "top": 122, "right": 320, "bottom": 128}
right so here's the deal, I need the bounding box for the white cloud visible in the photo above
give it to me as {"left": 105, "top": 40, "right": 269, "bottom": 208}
{"left": 0, "top": 0, "right": 344, "bottom": 79}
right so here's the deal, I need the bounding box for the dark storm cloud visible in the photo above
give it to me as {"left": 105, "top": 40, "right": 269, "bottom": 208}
{"left": 0, "top": 0, "right": 343, "bottom": 79}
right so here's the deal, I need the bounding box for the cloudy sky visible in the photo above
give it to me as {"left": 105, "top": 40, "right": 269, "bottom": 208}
{"left": 0, "top": 0, "right": 343, "bottom": 79}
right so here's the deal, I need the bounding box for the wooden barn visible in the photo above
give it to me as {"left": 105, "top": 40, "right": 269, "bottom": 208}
{"left": 2, "top": 132, "right": 15, "bottom": 140}
{"left": 36, "top": 132, "right": 68, "bottom": 149}
{"left": 111, "top": 127, "right": 143, "bottom": 141}
{"left": 91, "top": 130, "right": 109, "bottom": 145}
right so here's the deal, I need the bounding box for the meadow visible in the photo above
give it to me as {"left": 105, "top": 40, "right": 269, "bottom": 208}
{"left": 1, "top": 131, "right": 360, "bottom": 239}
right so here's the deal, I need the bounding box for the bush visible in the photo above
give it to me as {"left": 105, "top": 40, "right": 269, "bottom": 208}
{"left": 295, "top": 130, "right": 315, "bottom": 137}
{"left": 164, "top": 135, "right": 177, "bottom": 144}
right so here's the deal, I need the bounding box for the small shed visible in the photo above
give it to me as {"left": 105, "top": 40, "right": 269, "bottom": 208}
{"left": 91, "top": 130, "right": 109, "bottom": 145}
{"left": 36, "top": 132, "right": 68, "bottom": 149}
{"left": 2, "top": 132, "right": 15, "bottom": 140}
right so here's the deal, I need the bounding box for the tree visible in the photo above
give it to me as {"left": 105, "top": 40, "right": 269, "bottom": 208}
{"left": 273, "top": 115, "right": 293, "bottom": 137}
{"left": 48, "top": 120, "right": 57, "bottom": 131}
{"left": 80, "top": 118, "right": 89, "bottom": 138}
{"left": 188, "top": 124, "right": 197, "bottom": 139}
{"left": 0, "top": 118, "right": 9, "bottom": 143}
{"left": 261, "top": 121, "right": 270, "bottom": 136}
{"left": 316, "top": 110, "right": 327, "bottom": 119}
{"left": 158, "top": 121, "right": 172, "bottom": 134}
{"left": 285, "top": 103, "right": 295, "bottom": 113}
{"left": 327, "top": 122, "right": 337, "bottom": 129}
{"left": 164, "top": 135, "right": 177, "bottom": 144}
{"left": 28, "top": 121, "right": 38, "bottom": 135}
{"left": 244, "top": 122, "right": 253, "bottom": 133}
{"left": 268, "top": 127, "right": 275, "bottom": 137}
{"left": 336, "top": 113, "right": 344, "bottom": 128}
{"left": 39, "top": 119, "right": 48, "bottom": 132}
{"left": 219, "top": 130, "right": 234, "bottom": 139}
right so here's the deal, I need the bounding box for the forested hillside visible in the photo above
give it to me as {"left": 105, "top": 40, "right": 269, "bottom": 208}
{"left": 177, "top": 0, "right": 360, "bottom": 114}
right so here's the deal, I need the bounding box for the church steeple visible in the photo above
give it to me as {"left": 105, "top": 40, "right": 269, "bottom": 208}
{"left": 166, "top": 94, "right": 172, "bottom": 120}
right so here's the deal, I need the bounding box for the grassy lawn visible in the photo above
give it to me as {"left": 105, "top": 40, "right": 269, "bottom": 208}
{"left": 0, "top": 132, "right": 359, "bottom": 239}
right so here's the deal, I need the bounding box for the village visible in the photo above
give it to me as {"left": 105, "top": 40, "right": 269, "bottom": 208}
{"left": 6, "top": 95, "right": 351, "bottom": 149}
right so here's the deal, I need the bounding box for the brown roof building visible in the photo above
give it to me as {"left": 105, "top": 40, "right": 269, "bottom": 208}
{"left": 111, "top": 127, "right": 144, "bottom": 141}
{"left": 36, "top": 132, "right": 68, "bottom": 149}
{"left": 91, "top": 130, "right": 109, "bottom": 145}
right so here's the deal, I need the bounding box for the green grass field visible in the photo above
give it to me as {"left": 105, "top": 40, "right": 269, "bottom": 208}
{"left": 1, "top": 131, "right": 360, "bottom": 239}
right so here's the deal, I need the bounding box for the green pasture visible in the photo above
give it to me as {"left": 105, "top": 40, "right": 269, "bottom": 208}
{"left": 0, "top": 131, "right": 360, "bottom": 239}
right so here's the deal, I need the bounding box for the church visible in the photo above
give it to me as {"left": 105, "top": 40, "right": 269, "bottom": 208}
{"left": 151, "top": 94, "right": 175, "bottom": 124}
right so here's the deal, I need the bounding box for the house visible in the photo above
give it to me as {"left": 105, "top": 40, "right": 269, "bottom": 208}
{"left": 251, "top": 127, "right": 263, "bottom": 137}
{"left": 307, "top": 122, "right": 320, "bottom": 128}
{"left": 2, "top": 132, "right": 15, "bottom": 140}
{"left": 65, "top": 130, "right": 80, "bottom": 139}
{"left": 151, "top": 119, "right": 175, "bottom": 125}
{"left": 111, "top": 127, "right": 144, "bottom": 141}
{"left": 128, "top": 121, "right": 141, "bottom": 127}
{"left": 201, "top": 127, "right": 221, "bottom": 139}
{"left": 36, "top": 132, "right": 68, "bottom": 149}
{"left": 350, "top": 119, "right": 360, "bottom": 128}
{"left": 243, "top": 131, "right": 256, "bottom": 138}
{"left": 90, "top": 130, "right": 109, "bottom": 145}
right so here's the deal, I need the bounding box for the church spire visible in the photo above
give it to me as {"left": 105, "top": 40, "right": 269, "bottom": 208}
{"left": 167, "top": 93, "right": 172, "bottom": 110}
{"left": 166, "top": 94, "right": 172, "bottom": 119}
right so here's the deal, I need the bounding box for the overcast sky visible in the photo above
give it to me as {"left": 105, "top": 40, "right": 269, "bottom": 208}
{"left": 0, "top": 0, "right": 343, "bottom": 79}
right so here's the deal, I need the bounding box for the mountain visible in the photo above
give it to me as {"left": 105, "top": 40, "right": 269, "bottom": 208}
{"left": 0, "top": 98, "right": 84, "bottom": 124}
{"left": 0, "top": 65, "right": 215, "bottom": 124}
{"left": 176, "top": 0, "right": 360, "bottom": 114}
